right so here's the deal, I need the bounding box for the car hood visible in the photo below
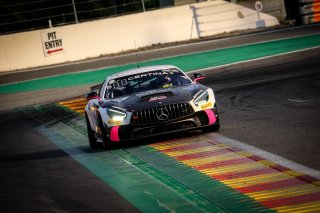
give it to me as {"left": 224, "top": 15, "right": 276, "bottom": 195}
{"left": 101, "top": 83, "right": 207, "bottom": 112}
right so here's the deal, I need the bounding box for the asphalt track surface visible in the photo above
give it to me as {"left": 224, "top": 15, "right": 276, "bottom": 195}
{"left": 201, "top": 48, "right": 320, "bottom": 171}
{"left": 0, "top": 26, "right": 320, "bottom": 212}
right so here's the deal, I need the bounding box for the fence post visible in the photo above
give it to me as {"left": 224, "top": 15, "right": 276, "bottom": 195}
{"left": 190, "top": 5, "right": 200, "bottom": 38}
{"left": 142, "top": 0, "right": 146, "bottom": 12}
{"left": 48, "top": 19, "right": 53, "bottom": 28}
{"left": 71, "top": 0, "right": 79, "bottom": 24}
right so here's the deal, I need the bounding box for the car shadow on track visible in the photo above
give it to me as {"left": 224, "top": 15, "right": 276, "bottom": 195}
{"left": 0, "top": 149, "right": 69, "bottom": 163}
{"left": 83, "top": 130, "right": 213, "bottom": 152}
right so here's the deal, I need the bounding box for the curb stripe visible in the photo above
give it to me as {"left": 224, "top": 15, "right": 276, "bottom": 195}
{"left": 176, "top": 149, "right": 231, "bottom": 160}
{"left": 273, "top": 201, "right": 320, "bottom": 212}
{"left": 221, "top": 173, "right": 292, "bottom": 188}
{"left": 164, "top": 144, "right": 226, "bottom": 157}
{"left": 247, "top": 184, "right": 320, "bottom": 201}
{"left": 181, "top": 152, "right": 252, "bottom": 166}
{"left": 194, "top": 156, "right": 253, "bottom": 170}
{"left": 149, "top": 135, "right": 320, "bottom": 212}
{"left": 297, "top": 174, "right": 320, "bottom": 184}
{"left": 262, "top": 192, "right": 320, "bottom": 208}
{"left": 202, "top": 162, "right": 265, "bottom": 176}
{"left": 59, "top": 98, "right": 87, "bottom": 114}
{"left": 212, "top": 167, "right": 277, "bottom": 181}
{"left": 237, "top": 178, "right": 306, "bottom": 193}
{"left": 161, "top": 141, "right": 221, "bottom": 153}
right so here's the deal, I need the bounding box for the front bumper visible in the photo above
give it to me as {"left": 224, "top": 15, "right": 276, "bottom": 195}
{"left": 107, "top": 108, "right": 219, "bottom": 142}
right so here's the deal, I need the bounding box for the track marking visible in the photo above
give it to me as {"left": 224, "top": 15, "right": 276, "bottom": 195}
{"left": 211, "top": 134, "right": 320, "bottom": 179}
{"left": 59, "top": 98, "right": 87, "bottom": 114}
{"left": 288, "top": 98, "right": 320, "bottom": 103}
{"left": 189, "top": 46, "right": 320, "bottom": 74}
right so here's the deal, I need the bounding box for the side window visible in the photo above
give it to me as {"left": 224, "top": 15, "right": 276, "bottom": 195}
{"left": 105, "top": 89, "right": 111, "bottom": 99}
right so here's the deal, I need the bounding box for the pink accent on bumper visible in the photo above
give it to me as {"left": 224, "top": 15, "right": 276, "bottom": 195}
{"left": 110, "top": 126, "right": 120, "bottom": 142}
{"left": 205, "top": 109, "right": 216, "bottom": 125}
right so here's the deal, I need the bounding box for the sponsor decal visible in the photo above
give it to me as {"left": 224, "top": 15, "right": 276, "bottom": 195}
{"left": 149, "top": 96, "right": 167, "bottom": 102}
{"left": 108, "top": 69, "right": 180, "bottom": 89}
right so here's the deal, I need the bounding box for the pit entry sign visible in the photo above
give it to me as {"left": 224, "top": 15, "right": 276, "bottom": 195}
{"left": 41, "top": 30, "right": 64, "bottom": 57}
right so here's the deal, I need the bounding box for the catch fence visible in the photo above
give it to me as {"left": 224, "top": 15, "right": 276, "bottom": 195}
{"left": 0, "top": 0, "right": 171, "bottom": 35}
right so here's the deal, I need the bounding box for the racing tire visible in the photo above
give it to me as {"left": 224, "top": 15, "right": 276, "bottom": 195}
{"left": 98, "top": 115, "right": 112, "bottom": 150}
{"left": 85, "top": 113, "right": 102, "bottom": 149}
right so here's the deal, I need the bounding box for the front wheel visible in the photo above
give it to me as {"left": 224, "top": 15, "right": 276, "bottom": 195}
{"left": 85, "top": 113, "right": 102, "bottom": 149}
{"left": 98, "top": 115, "right": 112, "bottom": 149}
{"left": 202, "top": 123, "right": 220, "bottom": 133}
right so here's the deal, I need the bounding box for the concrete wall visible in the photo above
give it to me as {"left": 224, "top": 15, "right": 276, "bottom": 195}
{"left": 193, "top": 0, "right": 281, "bottom": 37}
{"left": 0, "top": 0, "right": 279, "bottom": 72}
{"left": 238, "top": 0, "right": 287, "bottom": 21}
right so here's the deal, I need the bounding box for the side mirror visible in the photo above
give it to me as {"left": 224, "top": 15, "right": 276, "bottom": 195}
{"left": 193, "top": 73, "right": 205, "bottom": 82}
{"left": 86, "top": 91, "right": 98, "bottom": 100}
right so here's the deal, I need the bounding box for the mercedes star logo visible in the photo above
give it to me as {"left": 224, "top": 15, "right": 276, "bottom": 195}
{"left": 156, "top": 107, "right": 169, "bottom": 121}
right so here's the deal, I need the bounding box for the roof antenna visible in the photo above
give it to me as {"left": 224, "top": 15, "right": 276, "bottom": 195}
{"left": 134, "top": 40, "right": 140, "bottom": 68}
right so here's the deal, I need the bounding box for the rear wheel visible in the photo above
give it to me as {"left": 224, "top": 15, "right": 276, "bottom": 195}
{"left": 85, "top": 113, "right": 102, "bottom": 148}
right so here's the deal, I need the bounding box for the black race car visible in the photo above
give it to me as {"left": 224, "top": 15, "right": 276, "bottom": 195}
{"left": 85, "top": 65, "right": 220, "bottom": 148}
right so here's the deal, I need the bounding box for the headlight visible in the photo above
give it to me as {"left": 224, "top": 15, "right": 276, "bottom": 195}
{"left": 107, "top": 108, "right": 127, "bottom": 122}
{"left": 194, "top": 91, "right": 209, "bottom": 106}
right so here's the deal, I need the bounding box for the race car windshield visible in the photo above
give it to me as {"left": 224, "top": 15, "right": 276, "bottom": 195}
{"left": 105, "top": 68, "right": 191, "bottom": 98}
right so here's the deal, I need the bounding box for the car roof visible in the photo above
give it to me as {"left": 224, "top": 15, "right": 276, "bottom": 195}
{"left": 105, "top": 65, "right": 181, "bottom": 81}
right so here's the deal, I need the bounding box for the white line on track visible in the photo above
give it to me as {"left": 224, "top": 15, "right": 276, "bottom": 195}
{"left": 211, "top": 133, "right": 320, "bottom": 179}
{"left": 287, "top": 98, "right": 320, "bottom": 103}
{"left": 189, "top": 46, "right": 320, "bottom": 74}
